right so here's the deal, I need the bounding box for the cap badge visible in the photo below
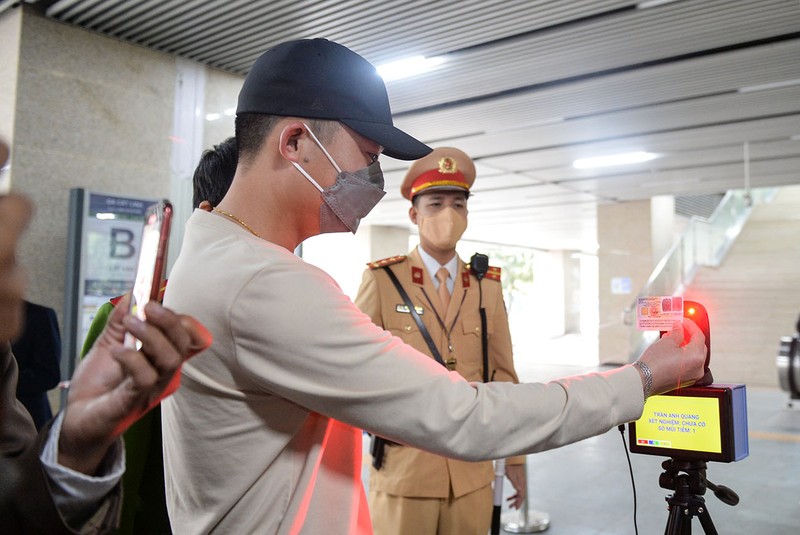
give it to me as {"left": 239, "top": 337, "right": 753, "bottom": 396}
{"left": 438, "top": 156, "right": 458, "bottom": 174}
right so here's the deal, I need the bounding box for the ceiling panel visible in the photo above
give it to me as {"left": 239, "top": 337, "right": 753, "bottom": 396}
{"left": 25, "top": 0, "right": 800, "bottom": 251}
{"left": 385, "top": 0, "right": 800, "bottom": 111}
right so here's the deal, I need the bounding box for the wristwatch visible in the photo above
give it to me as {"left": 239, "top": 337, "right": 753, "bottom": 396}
{"left": 633, "top": 360, "right": 653, "bottom": 400}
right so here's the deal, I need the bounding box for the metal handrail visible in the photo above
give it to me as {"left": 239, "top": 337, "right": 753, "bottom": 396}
{"left": 622, "top": 187, "right": 776, "bottom": 360}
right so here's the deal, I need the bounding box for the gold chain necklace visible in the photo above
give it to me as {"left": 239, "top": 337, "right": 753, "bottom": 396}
{"left": 212, "top": 207, "right": 261, "bottom": 238}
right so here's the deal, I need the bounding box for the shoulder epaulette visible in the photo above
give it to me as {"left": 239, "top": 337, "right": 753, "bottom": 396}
{"left": 485, "top": 266, "right": 502, "bottom": 282}
{"left": 367, "top": 255, "right": 407, "bottom": 270}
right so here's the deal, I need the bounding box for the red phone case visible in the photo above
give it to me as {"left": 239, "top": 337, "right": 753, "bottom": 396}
{"left": 126, "top": 200, "right": 173, "bottom": 348}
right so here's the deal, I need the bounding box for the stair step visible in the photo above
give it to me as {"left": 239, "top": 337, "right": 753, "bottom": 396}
{"left": 684, "top": 185, "right": 800, "bottom": 388}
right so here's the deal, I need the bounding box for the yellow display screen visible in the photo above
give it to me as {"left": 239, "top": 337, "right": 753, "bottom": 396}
{"left": 633, "top": 395, "right": 722, "bottom": 454}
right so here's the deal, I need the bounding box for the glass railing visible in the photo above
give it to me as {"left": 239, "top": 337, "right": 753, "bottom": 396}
{"left": 622, "top": 188, "right": 776, "bottom": 360}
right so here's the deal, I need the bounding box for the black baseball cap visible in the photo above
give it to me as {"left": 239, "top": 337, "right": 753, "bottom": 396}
{"left": 236, "top": 38, "right": 431, "bottom": 161}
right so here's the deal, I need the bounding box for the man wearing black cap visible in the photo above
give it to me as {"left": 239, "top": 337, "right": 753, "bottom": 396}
{"left": 161, "top": 38, "right": 708, "bottom": 534}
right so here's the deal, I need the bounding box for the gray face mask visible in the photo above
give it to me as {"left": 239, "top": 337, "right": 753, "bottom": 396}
{"left": 292, "top": 124, "right": 386, "bottom": 234}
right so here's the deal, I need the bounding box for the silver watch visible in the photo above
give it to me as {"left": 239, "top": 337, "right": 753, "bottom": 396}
{"left": 633, "top": 360, "right": 653, "bottom": 400}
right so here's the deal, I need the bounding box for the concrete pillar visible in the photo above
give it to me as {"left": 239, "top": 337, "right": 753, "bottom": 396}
{"left": 650, "top": 195, "right": 676, "bottom": 265}
{"left": 598, "top": 197, "right": 674, "bottom": 364}
{"left": 167, "top": 60, "right": 206, "bottom": 272}
{"left": 0, "top": 8, "right": 21, "bottom": 190}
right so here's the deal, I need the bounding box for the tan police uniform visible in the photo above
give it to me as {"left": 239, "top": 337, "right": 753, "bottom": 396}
{"left": 354, "top": 147, "right": 525, "bottom": 535}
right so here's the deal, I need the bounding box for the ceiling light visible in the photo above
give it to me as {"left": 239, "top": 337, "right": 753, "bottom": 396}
{"left": 573, "top": 152, "right": 658, "bottom": 169}
{"left": 738, "top": 78, "right": 800, "bottom": 93}
{"left": 637, "top": 0, "right": 681, "bottom": 8}
{"left": 376, "top": 55, "right": 446, "bottom": 82}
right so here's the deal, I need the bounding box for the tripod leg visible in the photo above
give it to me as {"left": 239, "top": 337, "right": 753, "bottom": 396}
{"left": 695, "top": 506, "right": 718, "bottom": 535}
{"left": 665, "top": 507, "right": 678, "bottom": 535}
{"left": 665, "top": 503, "right": 689, "bottom": 535}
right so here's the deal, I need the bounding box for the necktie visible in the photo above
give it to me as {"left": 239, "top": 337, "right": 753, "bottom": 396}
{"left": 436, "top": 267, "right": 451, "bottom": 311}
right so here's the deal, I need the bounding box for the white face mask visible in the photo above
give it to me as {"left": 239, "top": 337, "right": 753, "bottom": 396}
{"left": 291, "top": 124, "right": 385, "bottom": 234}
{"left": 418, "top": 206, "right": 468, "bottom": 250}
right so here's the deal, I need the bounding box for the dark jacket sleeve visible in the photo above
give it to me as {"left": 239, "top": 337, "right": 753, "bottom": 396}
{"left": 1, "top": 346, "right": 122, "bottom": 534}
{"left": 1, "top": 345, "right": 71, "bottom": 534}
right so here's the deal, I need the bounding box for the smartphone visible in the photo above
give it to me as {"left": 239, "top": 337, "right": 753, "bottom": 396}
{"left": 125, "top": 200, "right": 173, "bottom": 349}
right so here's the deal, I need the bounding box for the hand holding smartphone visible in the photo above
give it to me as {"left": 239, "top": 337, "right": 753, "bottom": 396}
{"left": 125, "top": 200, "right": 173, "bottom": 349}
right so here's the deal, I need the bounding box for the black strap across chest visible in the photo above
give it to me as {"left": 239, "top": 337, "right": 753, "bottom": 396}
{"left": 382, "top": 265, "right": 447, "bottom": 368}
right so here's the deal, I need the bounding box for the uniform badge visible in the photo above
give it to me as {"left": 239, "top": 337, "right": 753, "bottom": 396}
{"left": 411, "top": 266, "right": 424, "bottom": 285}
{"left": 396, "top": 304, "right": 424, "bottom": 315}
{"left": 439, "top": 156, "right": 458, "bottom": 174}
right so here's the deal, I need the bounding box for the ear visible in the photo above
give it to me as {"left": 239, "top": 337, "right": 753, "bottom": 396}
{"left": 408, "top": 204, "right": 419, "bottom": 225}
{"left": 277, "top": 121, "right": 308, "bottom": 163}
{"left": 198, "top": 200, "right": 213, "bottom": 212}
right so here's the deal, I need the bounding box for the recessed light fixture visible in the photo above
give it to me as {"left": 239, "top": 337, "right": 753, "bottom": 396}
{"left": 573, "top": 152, "right": 658, "bottom": 169}
{"left": 738, "top": 78, "right": 800, "bottom": 93}
{"left": 376, "top": 55, "right": 446, "bottom": 82}
{"left": 637, "top": 0, "right": 680, "bottom": 8}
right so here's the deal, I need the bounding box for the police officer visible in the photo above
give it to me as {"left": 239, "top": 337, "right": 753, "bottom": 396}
{"left": 355, "top": 147, "right": 527, "bottom": 535}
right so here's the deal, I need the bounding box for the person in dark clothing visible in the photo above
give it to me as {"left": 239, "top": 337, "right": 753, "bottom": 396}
{"left": 193, "top": 136, "right": 237, "bottom": 211}
{"left": 12, "top": 300, "right": 62, "bottom": 430}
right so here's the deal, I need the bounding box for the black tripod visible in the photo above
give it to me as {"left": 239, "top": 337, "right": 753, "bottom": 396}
{"left": 660, "top": 459, "right": 739, "bottom": 534}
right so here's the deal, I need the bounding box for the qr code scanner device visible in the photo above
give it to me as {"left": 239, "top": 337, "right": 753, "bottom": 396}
{"left": 629, "top": 300, "right": 749, "bottom": 534}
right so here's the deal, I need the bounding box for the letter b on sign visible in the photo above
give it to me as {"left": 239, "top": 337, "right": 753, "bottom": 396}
{"left": 110, "top": 228, "right": 135, "bottom": 258}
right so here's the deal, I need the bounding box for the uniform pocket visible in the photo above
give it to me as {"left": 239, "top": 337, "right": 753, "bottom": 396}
{"left": 460, "top": 311, "right": 494, "bottom": 337}
{"left": 386, "top": 311, "right": 420, "bottom": 343}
